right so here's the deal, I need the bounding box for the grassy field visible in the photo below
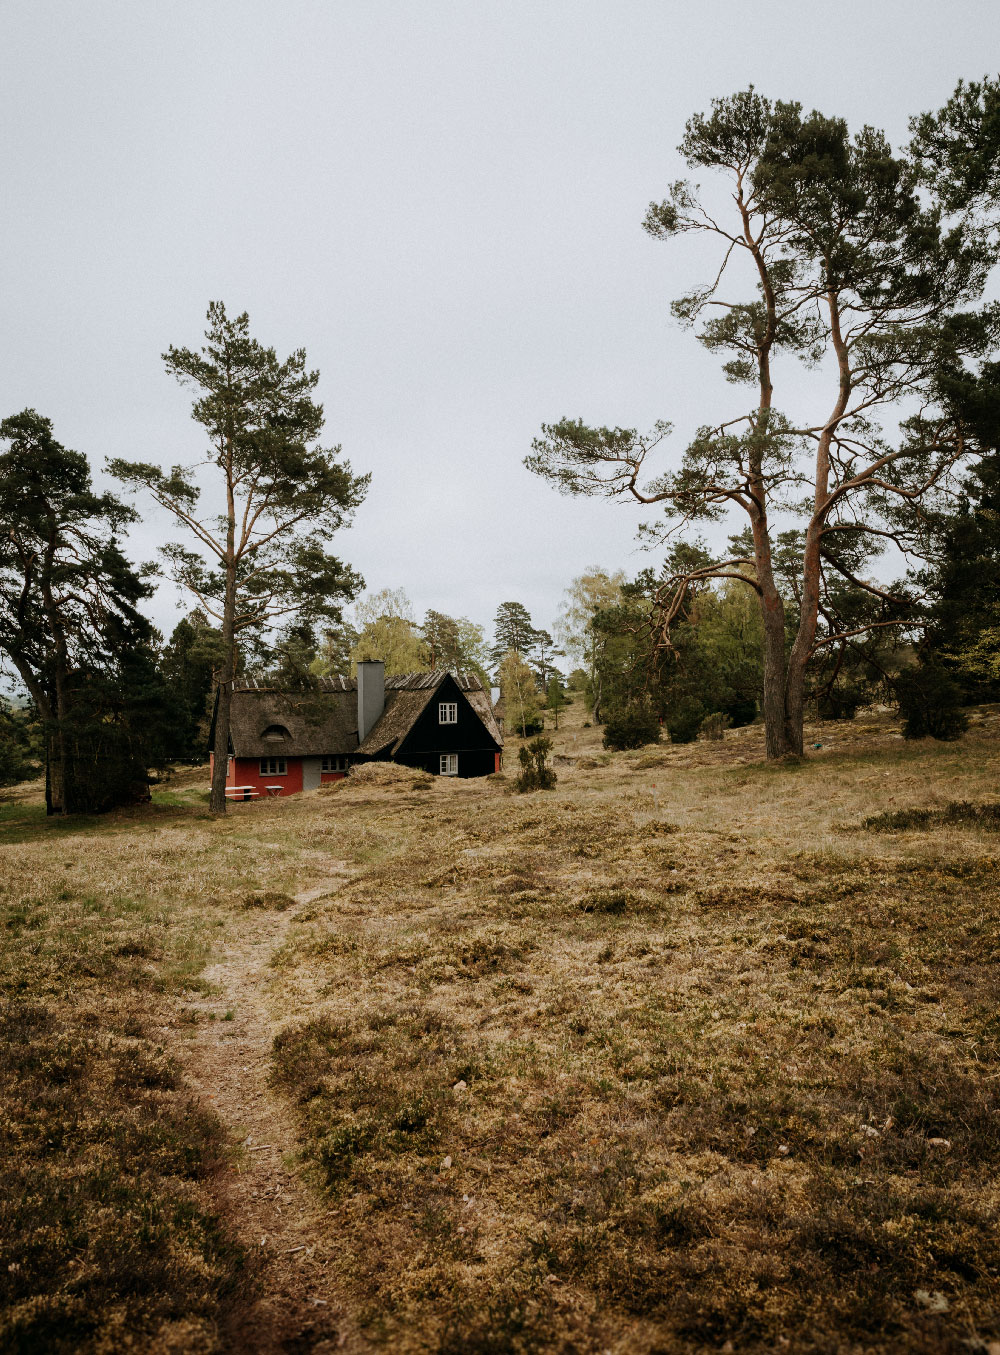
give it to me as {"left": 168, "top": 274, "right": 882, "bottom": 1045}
{"left": 3, "top": 698, "right": 1000, "bottom": 1353}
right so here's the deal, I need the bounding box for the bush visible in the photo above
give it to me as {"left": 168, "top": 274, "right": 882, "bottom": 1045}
{"left": 721, "top": 694, "right": 758, "bottom": 728}
{"left": 602, "top": 703, "right": 661, "bottom": 752}
{"left": 894, "top": 663, "right": 969, "bottom": 741}
{"left": 516, "top": 736, "right": 557, "bottom": 792}
{"left": 818, "top": 684, "right": 865, "bottom": 720}
{"left": 698, "top": 712, "right": 731, "bottom": 741}
{"left": 664, "top": 695, "right": 705, "bottom": 745}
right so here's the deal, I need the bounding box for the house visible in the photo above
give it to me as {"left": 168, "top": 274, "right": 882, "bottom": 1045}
{"left": 209, "top": 661, "right": 503, "bottom": 799}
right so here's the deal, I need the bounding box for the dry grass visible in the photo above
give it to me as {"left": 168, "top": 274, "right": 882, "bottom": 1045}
{"left": 267, "top": 700, "right": 1000, "bottom": 1352}
{"left": 3, "top": 699, "right": 1000, "bottom": 1352}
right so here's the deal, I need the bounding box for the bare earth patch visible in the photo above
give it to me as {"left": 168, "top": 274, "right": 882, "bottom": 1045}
{"left": 173, "top": 874, "right": 358, "bottom": 1354}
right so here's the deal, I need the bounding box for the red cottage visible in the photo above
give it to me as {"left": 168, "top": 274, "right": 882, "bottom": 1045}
{"left": 210, "top": 662, "right": 503, "bottom": 801}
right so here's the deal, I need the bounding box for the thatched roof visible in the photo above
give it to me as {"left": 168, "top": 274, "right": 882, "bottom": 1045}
{"left": 222, "top": 670, "right": 501, "bottom": 759}
{"left": 226, "top": 688, "right": 358, "bottom": 758}
{"left": 356, "top": 690, "right": 431, "bottom": 755}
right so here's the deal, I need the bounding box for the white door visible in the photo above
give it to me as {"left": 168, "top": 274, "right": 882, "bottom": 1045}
{"left": 302, "top": 757, "right": 322, "bottom": 790}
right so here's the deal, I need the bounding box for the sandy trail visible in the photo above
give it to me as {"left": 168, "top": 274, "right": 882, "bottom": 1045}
{"left": 172, "top": 873, "right": 357, "bottom": 1354}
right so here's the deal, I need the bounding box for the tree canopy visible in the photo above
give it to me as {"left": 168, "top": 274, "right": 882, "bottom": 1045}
{"left": 528, "top": 85, "right": 1000, "bottom": 758}
{"left": 111, "top": 302, "right": 368, "bottom": 811}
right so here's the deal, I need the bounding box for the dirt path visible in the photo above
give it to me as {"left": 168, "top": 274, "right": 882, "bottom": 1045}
{"left": 171, "top": 873, "right": 358, "bottom": 1354}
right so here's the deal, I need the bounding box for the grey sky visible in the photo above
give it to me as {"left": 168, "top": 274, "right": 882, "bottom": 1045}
{"left": 2, "top": 0, "right": 997, "bottom": 648}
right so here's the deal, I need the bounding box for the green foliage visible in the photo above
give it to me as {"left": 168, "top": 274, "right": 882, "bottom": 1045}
{"left": 516, "top": 736, "right": 556, "bottom": 792}
{"left": 498, "top": 649, "right": 542, "bottom": 738}
{"left": 490, "top": 602, "right": 540, "bottom": 673}
{"left": 350, "top": 590, "right": 430, "bottom": 675}
{"left": 895, "top": 662, "right": 970, "bottom": 741}
{"left": 0, "top": 705, "right": 40, "bottom": 787}
{"left": 160, "top": 611, "right": 227, "bottom": 759}
{"left": 528, "top": 82, "right": 1000, "bottom": 759}
{"left": 602, "top": 702, "right": 661, "bottom": 752}
{"left": 545, "top": 677, "right": 566, "bottom": 729}
{"left": 594, "top": 578, "right": 762, "bottom": 744}
{"left": 699, "top": 711, "right": 731, "bottom": 741}
{"left": 312, "top": 621, "right": 359, "bottom": 679}
{"left": 112, "top": 304, "right": 367, "bottom": 649}
{"left": 0, "top": 411, "right": 163, "bottom": 812}
{"left": 422, "top": 609, "right": 491, "bottom": 685}
{"left": 111, "top": 303, "right": 367, "bottom": 811}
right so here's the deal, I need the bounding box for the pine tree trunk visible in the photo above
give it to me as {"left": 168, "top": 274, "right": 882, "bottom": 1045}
{"left": 760, "top": 591, "right": 794, "bottom": 759}
{"left": 209, "top": 561, "right": 237, "bottom": 815}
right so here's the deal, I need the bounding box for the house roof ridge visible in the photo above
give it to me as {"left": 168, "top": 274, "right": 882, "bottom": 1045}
{"left": 234, "top": 668, "right": 485, "bottom": 694}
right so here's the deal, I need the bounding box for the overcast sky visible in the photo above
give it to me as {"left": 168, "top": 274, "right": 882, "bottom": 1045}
{"left": 2, "top": 0, "right": 998, "bottom": 647}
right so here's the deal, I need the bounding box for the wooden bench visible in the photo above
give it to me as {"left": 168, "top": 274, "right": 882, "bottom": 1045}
{"left": 225, "top": 785, "right": 260, "bottom": 802}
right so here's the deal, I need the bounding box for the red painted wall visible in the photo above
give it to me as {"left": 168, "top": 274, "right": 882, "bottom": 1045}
{"left": 210, "top": 753, "right": 304, "bottom": 799}
{"left": 320, "top": 772, "right": 347, "bottom": 784}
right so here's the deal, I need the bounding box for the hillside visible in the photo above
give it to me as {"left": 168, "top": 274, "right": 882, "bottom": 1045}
{"left": 2, "top": 698, "right": 1000, "bottom": 1353}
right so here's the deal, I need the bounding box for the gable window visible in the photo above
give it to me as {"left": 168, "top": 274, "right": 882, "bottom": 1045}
{"left": 439, "top": 702, "right": 458, "bottom": 724}
{"left": 440, "top": 753, "right": 458, "bottom": 776}
{"left": 321, "top": 756, "right": 348, "bottom": 773}
{"left": 262, "top": 724, "right": 291, "bottom": 742}
{"left": 260, "top": 758, "right": 287, "bottom": 776}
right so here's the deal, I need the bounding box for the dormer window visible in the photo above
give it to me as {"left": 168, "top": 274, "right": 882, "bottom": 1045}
{"left": 438, "top": 702, "right": 458, "bottom": 724}
{"left": 262, "top": 724, "right": 291, "bottom": 742}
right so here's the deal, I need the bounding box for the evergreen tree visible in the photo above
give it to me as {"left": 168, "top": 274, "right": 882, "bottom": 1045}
{"left": 0, "top": 410, "right": 157, "bottom": 812}
{"left": 312, "top": 622, "right": 360, "bottom": 679}
{"left": 490, "top": 602, "right": 539, "bottom": 673}
{"left": 529, "top": 86, "right": 997, "bottom": 759}
{"left": 920, "top": 363, "right": 1000, "bottom": 697}
{"left": 422, "top": 609, "right": 491, "bottom": 684}
{"left": 160, "top": 610, "right": 227, "bottom": 759}
{"left": 111, "top": 302, "right": 368, "bottom": 813}
{"left": 546, "top": 676, "right": 566, "bottom": 729}
{"left": 0, "top": 702, "right": 41, "bottom": 786}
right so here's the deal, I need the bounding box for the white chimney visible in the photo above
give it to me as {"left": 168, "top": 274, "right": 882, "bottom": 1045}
{"left": 357, "top": 660, "right": 385, "bottom": 744}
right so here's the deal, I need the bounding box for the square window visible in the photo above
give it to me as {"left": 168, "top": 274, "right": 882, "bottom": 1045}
{"left": 259, "top": 758, "right": 287, "bottom": 776}
{"left": 440, "top": 753, "right": 458, "bottom": 776}
{"left": 438, "top": 702, "right": 458, "bottom": 724}
{"left": 321, "top": 756, "right": 347, "bottom": 773}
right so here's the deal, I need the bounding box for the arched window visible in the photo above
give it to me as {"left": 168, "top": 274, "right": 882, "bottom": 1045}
{"left": 261, "top": 724, "right": 291, "bottom": 743}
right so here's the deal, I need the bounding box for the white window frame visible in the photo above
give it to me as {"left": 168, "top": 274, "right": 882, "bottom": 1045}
{"left": 259, "top": 757, "right": 287, "bottom": 776}
{"left": 321, "top": 756, "right": 348, "bottom": 773}
{"left": 440, "top": 753, "right": 458, "bottom": 776}
{"left": 438, "top": 701, "right": 458, "bottom": 725}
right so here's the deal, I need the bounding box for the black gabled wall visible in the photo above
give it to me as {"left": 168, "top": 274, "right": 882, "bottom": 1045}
{"left": 394, "top": 673, "right": 500, "bottom": 777}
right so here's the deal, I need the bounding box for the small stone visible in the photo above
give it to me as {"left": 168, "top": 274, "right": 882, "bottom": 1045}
{"left": 914, "top": 1289, "right": 949, "bottom": 1313}
{"left": 453, "top": 1080, "right": 467, "bottom": 1092}
{"left": 777, "top": 1144, "right": 790, "bottom": 1156}
{"left": 860, "top": 1124, "right": 881, "bottom": 1138}
{"left": 926, "top": 1137, "right": 952, "bottom": 1149}
{"left": 442, "top": 1155, "right": 452, "bottom": 1169}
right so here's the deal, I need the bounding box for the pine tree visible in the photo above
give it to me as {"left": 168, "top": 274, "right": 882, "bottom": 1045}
{"left": 111, "top": 302, "right": 368, "bottom": 813}
{"left": 0, "top": 410, "right": 157, "bottom": 812}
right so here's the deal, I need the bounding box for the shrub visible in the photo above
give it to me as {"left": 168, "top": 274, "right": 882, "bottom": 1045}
{"left": 818, "top": 684, "right": 865, "bottom": 720}
{"left": 894, "top": 663, "right": 969, "bottom": 741}
{"left": 698, "top": 712, "right": 731, "bottom": 741}
{"left": 516, "top": 736, "right": 557, "bottom": 792}
{"left": 602, "top": 703, "right": 661, "bottom": 751}
{"left": 664, "top": 695, "right": 705, "bottom": 745}
{"left": 722, "top": 694, "right": 758, "bottom": 727}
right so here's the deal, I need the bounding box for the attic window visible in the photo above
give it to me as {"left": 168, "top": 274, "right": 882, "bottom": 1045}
{"left": 262, "top": 724, "right": 291, "bottom": 742}
{"left": 438, "top": 702, "right": 458, "bottom": 724}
